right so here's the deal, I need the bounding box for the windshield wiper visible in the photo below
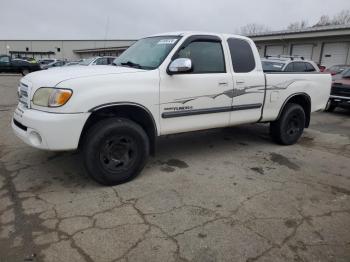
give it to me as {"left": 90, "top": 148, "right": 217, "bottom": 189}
{"left": 120, "top": 61, "right": 142, "bottom": 69}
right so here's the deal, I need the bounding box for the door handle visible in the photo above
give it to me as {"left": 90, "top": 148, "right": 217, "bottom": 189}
{"left": 218, "top": 82, "right": 228, "bottom": 86}
{"left": 236, "top": 81, "right": 245, "bottom": 84}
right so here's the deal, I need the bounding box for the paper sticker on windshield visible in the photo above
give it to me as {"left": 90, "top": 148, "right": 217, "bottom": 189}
{"left": 157, "top": 39, "right": 178, "bottom": 45}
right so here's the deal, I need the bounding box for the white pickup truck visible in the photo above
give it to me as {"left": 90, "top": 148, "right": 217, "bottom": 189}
{"left": 12, "top": 32, "right": 331, "bottom": 185}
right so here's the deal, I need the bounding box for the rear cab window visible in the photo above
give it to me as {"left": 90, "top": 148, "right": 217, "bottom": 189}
{"left": 227, "top": 38, "right": 256, "bottom": 73}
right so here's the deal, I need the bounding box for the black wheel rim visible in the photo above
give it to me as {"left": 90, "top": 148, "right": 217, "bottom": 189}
{"left": 285, "top": 113, "right": 302, "bottom": 137}
{"left": 99, "top": 135, "right": 137, "bottom": 172}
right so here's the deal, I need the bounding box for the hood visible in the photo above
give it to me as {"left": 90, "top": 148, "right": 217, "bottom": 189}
{"left": 23, "top": 65, "right": 144, "bottom": 87}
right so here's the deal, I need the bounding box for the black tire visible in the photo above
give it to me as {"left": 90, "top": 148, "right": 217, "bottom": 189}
{"left": 325, "top": 100, "right": 336, "bottom": 112}
{"left": 83, "top": 117, "right": 150, "bottom": 186}
{"left": 21, "top": 68, "right": 30, "bottom": 76}
{"left": 270, "top": 103, "right": 306, "bottom": 145}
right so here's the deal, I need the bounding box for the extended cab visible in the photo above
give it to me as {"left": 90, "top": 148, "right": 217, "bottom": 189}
{"left": 12, "top": 32, "right": 331, "bottom": 185}
{"left": 0, "top": 55, "right": 41, "bottom": 75}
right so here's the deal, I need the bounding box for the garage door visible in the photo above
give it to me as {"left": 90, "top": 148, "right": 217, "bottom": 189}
{"left": 291, "top": 44, "right": 314, "bottom": 60}
{"left": 265, "top": 45, "right": 284, "bottom": 57}
{"left": 321, "top": 42, "right": 350, "bottom": 68}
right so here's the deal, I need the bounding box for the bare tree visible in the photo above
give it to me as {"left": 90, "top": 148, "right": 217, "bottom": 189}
{"left": 240, "top": 23, "right": 270, "bottom": 35}
{"left": 314, "top": 15, "right": 332, "bottom": 27}
{"left": 313, "top": 9, "right": 350, "bottom": 27}
{"left": 332, "top": 9, "right": 350, "bottom": 25}
{"left": 287, "top": 20, "right": 308, "bottom": 30}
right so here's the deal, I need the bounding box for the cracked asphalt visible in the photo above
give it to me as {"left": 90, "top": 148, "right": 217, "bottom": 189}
{"left": 1, "top": 75, "right": 350, "bottom": 262}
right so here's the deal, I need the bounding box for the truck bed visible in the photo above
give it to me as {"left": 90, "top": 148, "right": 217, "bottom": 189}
{"left": 261, "top": 72, "right": 332, "bottom": 122}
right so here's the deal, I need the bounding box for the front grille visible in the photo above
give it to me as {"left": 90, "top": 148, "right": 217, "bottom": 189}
{"left": 18, "top": 82, "right": 30, "bottom": 108}
{"left": 331, "top": 84, "right": 350, "bottom": 98}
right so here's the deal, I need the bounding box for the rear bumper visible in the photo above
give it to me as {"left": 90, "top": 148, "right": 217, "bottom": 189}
{"left": 12, "top": 105, "right": 90, "bottom": 151}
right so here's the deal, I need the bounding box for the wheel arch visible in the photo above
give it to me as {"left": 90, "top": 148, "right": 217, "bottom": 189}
{"left": 79, "top": 102, "right": 158, "bottom": 155}
{"left": 277, "top": 93, "right": 311, "bottom": 128}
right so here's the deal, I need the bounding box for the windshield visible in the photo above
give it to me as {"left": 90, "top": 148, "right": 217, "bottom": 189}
{"left": 79, "top": 57, "right": 96, "bottom": 66}
{"left": 113, "top": 36, "right": 181, "bottom": 70}
{"left": 261, "top": 61, "right": 285, "bottom": 72}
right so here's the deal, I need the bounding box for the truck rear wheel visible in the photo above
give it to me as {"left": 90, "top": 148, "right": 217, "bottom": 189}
{"left": 83, "top": 117, "right": 149, "bottom": 186}
{"left": 270, "top": 103, "right": 305, "bottom": 145}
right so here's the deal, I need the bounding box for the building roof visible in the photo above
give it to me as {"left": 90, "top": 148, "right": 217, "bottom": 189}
{"left": 249, "top": 24, "right": 350, "bottom": 41}
{"left": 74, "top": 46, "right": 130, "bottom": 53}
{"left": 0, "top": 39, "right": 137, "bottom": 41}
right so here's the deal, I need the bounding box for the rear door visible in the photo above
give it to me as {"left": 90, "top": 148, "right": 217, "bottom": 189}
{"left": 226, "top": 37, "right": 266, "bottom": 125}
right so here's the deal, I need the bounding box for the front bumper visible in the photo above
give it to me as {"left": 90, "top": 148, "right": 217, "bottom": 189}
{"left": 329, "top": 95, "right": 350, "bottom": 105}
{"left": 12, "top": 105, "right": 90, "bottom": 151}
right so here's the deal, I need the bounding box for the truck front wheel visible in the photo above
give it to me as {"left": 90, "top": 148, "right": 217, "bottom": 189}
{"left": 83, "top": 118, "right": 150, "bottom": 186}
{"left": 270, "top": 103, "right": 305, "bottom": 145}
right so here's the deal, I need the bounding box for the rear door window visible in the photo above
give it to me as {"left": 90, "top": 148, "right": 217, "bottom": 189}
{"left": 305, "top": 63, "right": 316, "bottom": 72}
{"left": 285, "top": 62, "right": 307, "bottom": 72}
{"left": 293, "top": 62, "right": 307, "bottom": 72}
{"left": 227, "top": 38, "right": 256, "bottom": 73}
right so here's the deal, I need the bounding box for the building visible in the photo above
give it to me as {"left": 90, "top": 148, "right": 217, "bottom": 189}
{"left": 2, "top": 25, "right": 350, "bottom": 67}
{"left": 250, "top": 24, "right": 350, "bottom": 68}
{"left": 0, "top": 39, "right": 136, "bottom": 61}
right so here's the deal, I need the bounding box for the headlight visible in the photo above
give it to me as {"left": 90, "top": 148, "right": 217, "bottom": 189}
{"left": 32, "top": 87, "right": 72, "bottom": 107}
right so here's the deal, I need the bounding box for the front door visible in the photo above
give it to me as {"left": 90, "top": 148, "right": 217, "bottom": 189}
{"left": 159, "top": 36, "right": 234, "bottom": 135}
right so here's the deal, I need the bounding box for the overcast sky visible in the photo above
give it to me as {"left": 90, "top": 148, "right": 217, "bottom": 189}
{"left": 0, "top": 0, "right": 349, "bottom": 39}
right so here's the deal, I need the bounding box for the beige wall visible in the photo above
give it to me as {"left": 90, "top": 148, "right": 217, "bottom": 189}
{"left": 0, "top": 40, "right": 136, "bottom": 60}
{"left": 254, "top": 35, "right": 350, "bottom": 66}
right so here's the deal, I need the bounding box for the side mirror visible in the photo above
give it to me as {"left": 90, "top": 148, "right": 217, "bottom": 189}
{"left": 168, "top": 58, "right": 192, "bottom": 75}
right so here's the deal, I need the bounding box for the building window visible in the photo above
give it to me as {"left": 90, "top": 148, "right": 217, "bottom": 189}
{"left": 26, "top": 47, "right": 29, "bottom": 51}
{"left": 57, "top": 47, "right": 61, "bottom": 52}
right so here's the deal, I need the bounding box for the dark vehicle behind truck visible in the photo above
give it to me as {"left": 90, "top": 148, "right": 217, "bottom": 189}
{"left": 0, "top": 55, "right": 41, "bottom": 75}
{"left": 326, "top": 68, "right": 350, "bottom": 112}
